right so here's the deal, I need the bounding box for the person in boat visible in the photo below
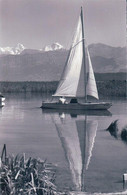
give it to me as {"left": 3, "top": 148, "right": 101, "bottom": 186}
{"left": 59, "top": 96, "right": 66, "bottom": 104}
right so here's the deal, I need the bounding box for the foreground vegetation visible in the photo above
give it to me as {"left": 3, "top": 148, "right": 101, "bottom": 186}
{"left": 0, "top": 80, "right": 126, "bottom": 97}
{"left": 0, "top": 144, "right": 62, "bottom": 195}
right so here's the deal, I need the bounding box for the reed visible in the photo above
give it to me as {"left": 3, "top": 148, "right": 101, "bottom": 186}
{"left": 0, "top": 80, "right": 126, "bottom": 96}
{"left": 0, "top": 144, "right": 59, "bottom": 195}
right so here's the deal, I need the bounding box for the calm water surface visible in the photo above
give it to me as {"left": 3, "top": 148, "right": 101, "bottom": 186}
{"left": 0, "top": 93, "right": 127, "bottom": 194}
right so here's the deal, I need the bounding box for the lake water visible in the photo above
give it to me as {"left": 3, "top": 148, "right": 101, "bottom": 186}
{"left": 0, "top": 93, "right": 127, "bottom": 194}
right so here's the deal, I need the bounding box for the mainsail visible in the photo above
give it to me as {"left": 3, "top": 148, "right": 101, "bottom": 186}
{"left": 53, "top": 13, "right": 85, "bottom": 98}
{"left": 53, "top": 8, "right": 99, "bottom": 100}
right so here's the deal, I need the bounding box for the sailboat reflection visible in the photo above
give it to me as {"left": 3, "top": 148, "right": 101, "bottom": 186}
{"left": 42, "top": 108, "right": 112, "bottom": 117}
{"left": 54, "top": 115, "right": 98, "bottom": 191}
{"left": 42, "top": 108, "right": 112, "bottom": 191}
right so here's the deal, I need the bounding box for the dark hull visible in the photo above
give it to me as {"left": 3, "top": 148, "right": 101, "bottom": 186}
{"left": 41, "top": 102, "right": 112, "bottom": 110}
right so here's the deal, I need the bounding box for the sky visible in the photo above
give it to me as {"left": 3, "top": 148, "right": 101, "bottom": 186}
{"left": 0, "top": 0, "right": 126, "bottom": 49}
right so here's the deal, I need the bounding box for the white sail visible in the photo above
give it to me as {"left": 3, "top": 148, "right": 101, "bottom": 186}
{"left": 53, "top": 14, "right": 85, "bottom": 97}
{"left": 86, "top": 48, "right": 99, "bottom": 99}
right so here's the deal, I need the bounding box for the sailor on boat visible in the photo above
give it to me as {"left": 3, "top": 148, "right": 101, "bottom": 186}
{"left": 59, "top": 96, "right": 66, "bottom": 104}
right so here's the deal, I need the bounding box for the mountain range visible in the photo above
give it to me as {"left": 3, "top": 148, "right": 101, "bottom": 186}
{"left": 0, "top": 42, "right": 63, "bottom": 55}
{"left": 0, "top": 43, "right": 25, "bottom": 55}
{"left": 43, "top": 42, "right": 63, "bottom": 51}
{"left": 0, "top": 43, "right": 126, "bottom": 81}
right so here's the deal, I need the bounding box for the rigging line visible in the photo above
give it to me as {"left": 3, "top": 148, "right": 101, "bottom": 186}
{"left": 71, "top": 38, "right": 85, "bottom": 49}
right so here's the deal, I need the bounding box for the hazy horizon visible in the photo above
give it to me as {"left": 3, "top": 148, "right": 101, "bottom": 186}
{"left": 0, "top": 0, "right": 126, "bottom": 49}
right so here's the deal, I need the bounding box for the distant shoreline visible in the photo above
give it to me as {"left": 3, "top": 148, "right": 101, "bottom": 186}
{"left": 0, "top": 80, "right": 126, "bottom": 97}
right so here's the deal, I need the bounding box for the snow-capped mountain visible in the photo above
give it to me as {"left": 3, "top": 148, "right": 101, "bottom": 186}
{"left": 0, "top": 42, "right": 64, "bottom": 55}
{"left": 43, "top": 42, "right": 64, "bottom": 51}
{"left": 0, "top": 43, "right": 25, "bottom": 55}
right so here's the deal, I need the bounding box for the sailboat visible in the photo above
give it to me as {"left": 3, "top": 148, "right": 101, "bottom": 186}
{"left": 54, "top": 117, "right": 98, "bottom": 191}
{"left": 0, "top": 93, "right": 5, "bottom": 107}
{"left": 41, "top": 7, "right": 112, "bottom": 110}
{"left": 0, "top": 94, "right": 5, "bottom": 102}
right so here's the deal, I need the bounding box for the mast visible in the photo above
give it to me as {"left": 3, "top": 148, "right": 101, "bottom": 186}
{"left": 81, "top": 7, "right": 87, "bottom": 103}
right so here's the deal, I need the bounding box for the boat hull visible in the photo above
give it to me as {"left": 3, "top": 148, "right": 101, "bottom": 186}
{"left": 41, "top": 102, "right": 112, "bottom": 110}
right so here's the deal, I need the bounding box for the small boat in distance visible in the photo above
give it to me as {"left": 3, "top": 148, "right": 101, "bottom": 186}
{"left": 41, "top": 7, "right": 112, "bottom": 110}
{"left": 0, "top": 93, "right": 5, "bottom": 107}
{"left": 0, "top": 94, "right": 5, "bottom": 102}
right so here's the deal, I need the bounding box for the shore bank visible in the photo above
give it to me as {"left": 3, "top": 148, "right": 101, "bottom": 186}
{"left": 0, "top": 80, "right": 126, "bottom": 97}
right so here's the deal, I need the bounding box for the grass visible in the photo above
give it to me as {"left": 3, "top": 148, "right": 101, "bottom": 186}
{"left": 0, "top": 80, "right": 126, "bottom": 97}
{"left": 0, "top": 144, "right": 60, "bottom": 195}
